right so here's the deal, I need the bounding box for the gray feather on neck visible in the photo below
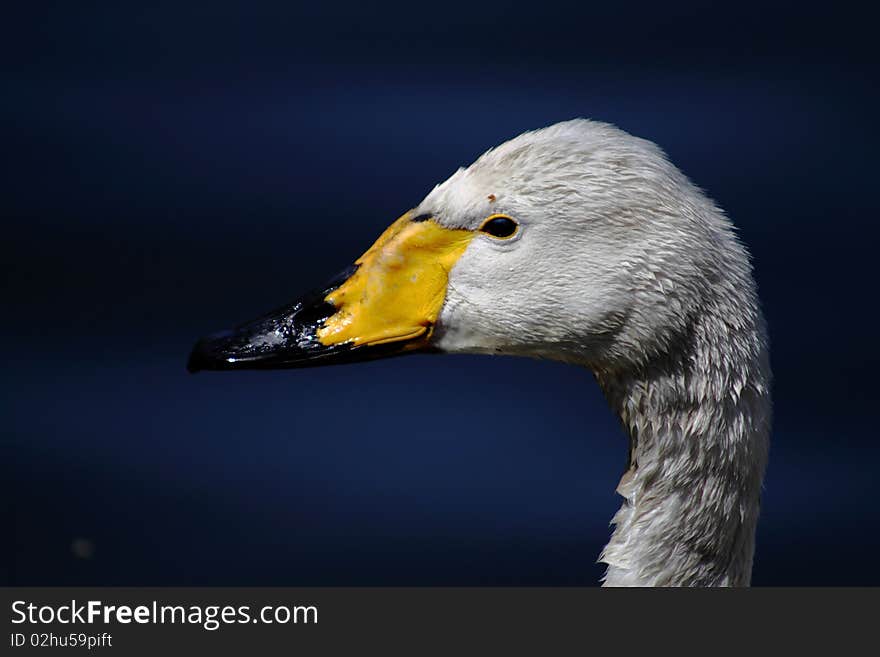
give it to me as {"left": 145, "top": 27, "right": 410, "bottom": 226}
{"left": 596, "top": 222, "right": 771, "bottom": 587}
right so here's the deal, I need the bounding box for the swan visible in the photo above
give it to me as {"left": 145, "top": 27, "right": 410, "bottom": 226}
{"left": 188, "top": 119, "right": 771, "bottom": 587}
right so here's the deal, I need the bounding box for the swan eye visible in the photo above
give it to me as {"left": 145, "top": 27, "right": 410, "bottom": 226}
{"left": 479, "top": 214, "right": 518, "bottom": 239}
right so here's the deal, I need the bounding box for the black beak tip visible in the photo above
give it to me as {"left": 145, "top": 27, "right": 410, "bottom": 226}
{"left": 186, "top": 339, "right": 209, "bottom": 374}
{"left": 187, "top": 330, "right": 235, "bottom": 374}
{"left": 186, "top": 346, "right": 205, "bottom": 374}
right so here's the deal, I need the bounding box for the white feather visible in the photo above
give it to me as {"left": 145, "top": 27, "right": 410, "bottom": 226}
{"left": 419, "top": 119, "right": 771, "bottom": 587}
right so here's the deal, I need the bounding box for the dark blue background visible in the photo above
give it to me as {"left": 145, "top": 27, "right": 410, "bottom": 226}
{"left": 4, "top": 1, "right": 877, "bottom": 585}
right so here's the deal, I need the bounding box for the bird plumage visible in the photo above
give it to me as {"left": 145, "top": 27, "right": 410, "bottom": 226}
{"left": 421, "top": 119, "right": 771, "bottom": 585}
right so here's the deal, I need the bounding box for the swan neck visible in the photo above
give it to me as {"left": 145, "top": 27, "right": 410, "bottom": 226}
{"left": 596, "top": 310, "right": 771, "bottom": 587}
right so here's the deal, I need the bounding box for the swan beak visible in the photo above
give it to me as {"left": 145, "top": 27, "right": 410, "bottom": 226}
{"left": 187, "top": 212, "right": 474, "bottom": 372}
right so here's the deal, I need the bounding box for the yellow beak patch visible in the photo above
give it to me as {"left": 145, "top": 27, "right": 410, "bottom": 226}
{"left": 316, "top": 213, "right": 475, "bottom": 349}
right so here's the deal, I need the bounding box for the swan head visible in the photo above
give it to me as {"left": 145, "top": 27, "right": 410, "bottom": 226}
{"left": 189, "top": 119, "right": 744, "bottom": 373}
